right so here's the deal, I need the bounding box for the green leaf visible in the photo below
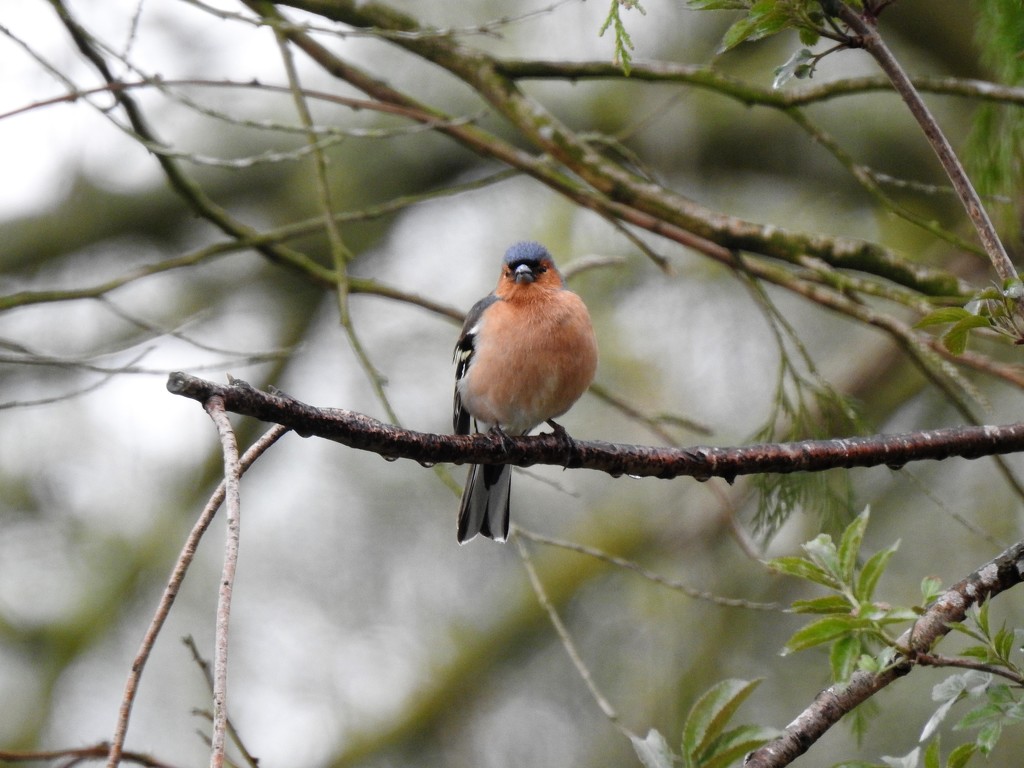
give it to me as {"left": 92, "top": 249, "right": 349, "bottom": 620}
{"left": 797, "top": 26, "right": 819, "bottom": 46}
{"left": 782, "top": 616, "right": 873, "bottom": 655}
{"left": 956, "top": 703, "right": 1002, "bottom": 730}
{"left": 942, "top": 315, "right": 991, "bottom": 355}
{"left": 681, "top": 678, "right": 762, "bottom": 760}
{"left": 790, "top": 595, "right": 854, "bottom": 614}
{"left": 946, "top": 742, "right": 977, "bottom": 768}
{"left": 631, "top": 729, "right": 675, "bottom": 768}
{"left": 921, "top": 576, "right": 944, "bottom": 605}
{"left": 803, "top": 534, "right": 842, "bottom": 581}
{"left": 976, "top": 603, "right": 991, "bottom": 636}
{"left": 974, "top": 285, "right": 1004, "bottom": 302}
{"left": 718, "top": 0, "right": 791, "bottom": 52}
{"left": 915, "top": 307, "right": 973, "bottom": 328}
{"left": 698, "top": 724, "right": 781, "bottom": 768}
{"left": 598, "top": 0, "right": 646, "bottom": 75}
{"left": 870, "top": 606, "right": 919, "bottom": 624}
{"left": 830, "top": 634, "right": 861, "bottom": 682}
{"left": 923, "top": 739, "right": 941, "bottom": 768}
{"left": 858, "top": 652, "right": 883, "bottom": 674}
{"left": 976, "top": 721, "right": 1001, "bottom": 754}
{"left": 986, "top": 683, "right": 1015, "bottom": 707}
{"left": 959, "top": 645, "right": 991, "bottom": 661}
{"left": 764, "top": 556, "right": 841, "bottom": 589}
{"left": 838, "top": 508, "right": 870, "bottom": 584}
{"left": 993, "top": 626, "right": 1013, "bottom": 661}
{"left": 856, "top": 540, "right": 900, "bottom": 602}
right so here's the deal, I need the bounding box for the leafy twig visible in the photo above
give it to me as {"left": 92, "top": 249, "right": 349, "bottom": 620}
{"left": 598, "top": 0, "right": 646, "bottom": 75}
{"left": 746, "top": 535, "right": 1024, "bottom": 767}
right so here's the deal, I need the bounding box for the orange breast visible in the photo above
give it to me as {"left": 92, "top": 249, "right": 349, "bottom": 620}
{"left": 458, "top": 290, "right": 597, "bottom": 434}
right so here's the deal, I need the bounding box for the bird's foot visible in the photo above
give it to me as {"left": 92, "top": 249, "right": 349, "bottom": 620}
{"left": 546, "top": 419, "right": 580, "bottom": 468}
{"left": 489, "top": 423, "right": 516, "bottom": 453}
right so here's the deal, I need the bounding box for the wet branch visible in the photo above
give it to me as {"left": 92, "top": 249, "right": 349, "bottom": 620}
{"left": 167, "top": 372, "right": 1024, "bottom": 482}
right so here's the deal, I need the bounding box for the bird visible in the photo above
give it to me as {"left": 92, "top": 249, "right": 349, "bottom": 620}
{"left": 453, "top": 241, "right": 598, "bottom": 543}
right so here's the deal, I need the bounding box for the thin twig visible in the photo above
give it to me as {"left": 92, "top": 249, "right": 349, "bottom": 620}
{"left": 45, "top": 0, "right": 341, "bottom": 294}
{"left": 782, "top": 106, "right": 984, "bottom": 257}
{"left": 912, "top": 651, "right": 1024, "bottom": 686}
{"left": 183, "top": 637, "right": 262, "bottom": 768}
{"left": 587, "top": 382, "right": 711, "bottom": 445}
{"left": 495, "top": 58, "right": 1024, "bottom": 109}
{"left": 253, "top": 1, "right": 408, "bottom": 429}
{"left": 271, "top": 12, "right": 356, "bottom": 324}
{"left": 835, "top": 5, "right": 1016, "bottom": 283}
{"left": 4, "top": 743, "right": 181, "bottom": 768}
{"left": 514, "top": 534, "right": 635, "bottom": 738}
{"left": 516, "top": 527, "right": 780, "bottom": 610}
{"left": 203, "top": 395, "right": 243, "bottom": 768}
{"left": 106, "top": 423, "right": 288, "bottom": 768}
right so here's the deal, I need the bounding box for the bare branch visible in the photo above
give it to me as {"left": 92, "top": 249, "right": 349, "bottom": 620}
{"left": 203, "top": 396, "right": 243, "bottom": 768}
{"left": 166, "top": 372, "right": 1024, "bottom": 482}
{"left": 515, "top": 535, "right": 634, "bottom": 738}
{"left": 3, "top": 743, "right": 182, "bottom": 768}
{"left": 105, "top": 424, "right": 287, "bottom": 768}
{"left": 516, "top": 527, "right": 780, "bottom": 610}
{"left": 183, "top": 637, "right": 262, "bottom": 768}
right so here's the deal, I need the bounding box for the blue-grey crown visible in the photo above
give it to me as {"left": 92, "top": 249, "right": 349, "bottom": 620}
{"left": 503, "top": 241, "right": 552, "bottom": 266}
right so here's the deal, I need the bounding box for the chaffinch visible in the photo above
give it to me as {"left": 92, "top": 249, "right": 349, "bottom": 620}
{"left": 453, "top": 241, "right": 598, "bottom": 543}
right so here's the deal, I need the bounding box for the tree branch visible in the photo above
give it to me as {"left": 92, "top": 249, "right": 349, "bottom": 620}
{"left": 167, "top": 372, "right": 1024, "bottom": 482}
{"left": 270, "top": 0, "right": 971, "bottom": 299}
{"left": 106, "top": 424, "right": 288, "bottom": 768}
{"left": 48, "top": 0, "right": 341, "bottom": 287}
{"left": 3, "top": 743, "right": 181, "bottom": 768}
{"left": 495, "top": 59, "right": 1024, "bottom": 109}
{"left": 745, "top": 536, "right": 1024, "bottom": 767}
{"left": 203, "top": 396, "right": 242, "bottom": 768}
{"left": 835, "top": 4, "right": 1016, "bottom": 284}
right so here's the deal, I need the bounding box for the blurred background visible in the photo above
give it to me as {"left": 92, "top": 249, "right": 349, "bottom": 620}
{"left": 2, "top": 1, "right": 1023, "bottom": 766}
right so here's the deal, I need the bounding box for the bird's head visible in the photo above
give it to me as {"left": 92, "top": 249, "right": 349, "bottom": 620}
{"left": 497, "top": 241, "right": 564, "bottom": 295}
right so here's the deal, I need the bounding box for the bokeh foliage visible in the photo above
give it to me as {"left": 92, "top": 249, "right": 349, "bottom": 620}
{"left": 2, "top": 1, "right": 1024, "bottom": 766}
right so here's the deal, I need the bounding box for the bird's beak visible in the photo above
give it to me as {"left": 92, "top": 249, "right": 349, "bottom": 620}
{"left": 513, "top": 264, "right": 536, "bottom": 284}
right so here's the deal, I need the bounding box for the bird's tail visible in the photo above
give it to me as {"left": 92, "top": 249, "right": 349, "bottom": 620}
{"left": 457, "top": 463, "right": 511, "bottom": 543}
